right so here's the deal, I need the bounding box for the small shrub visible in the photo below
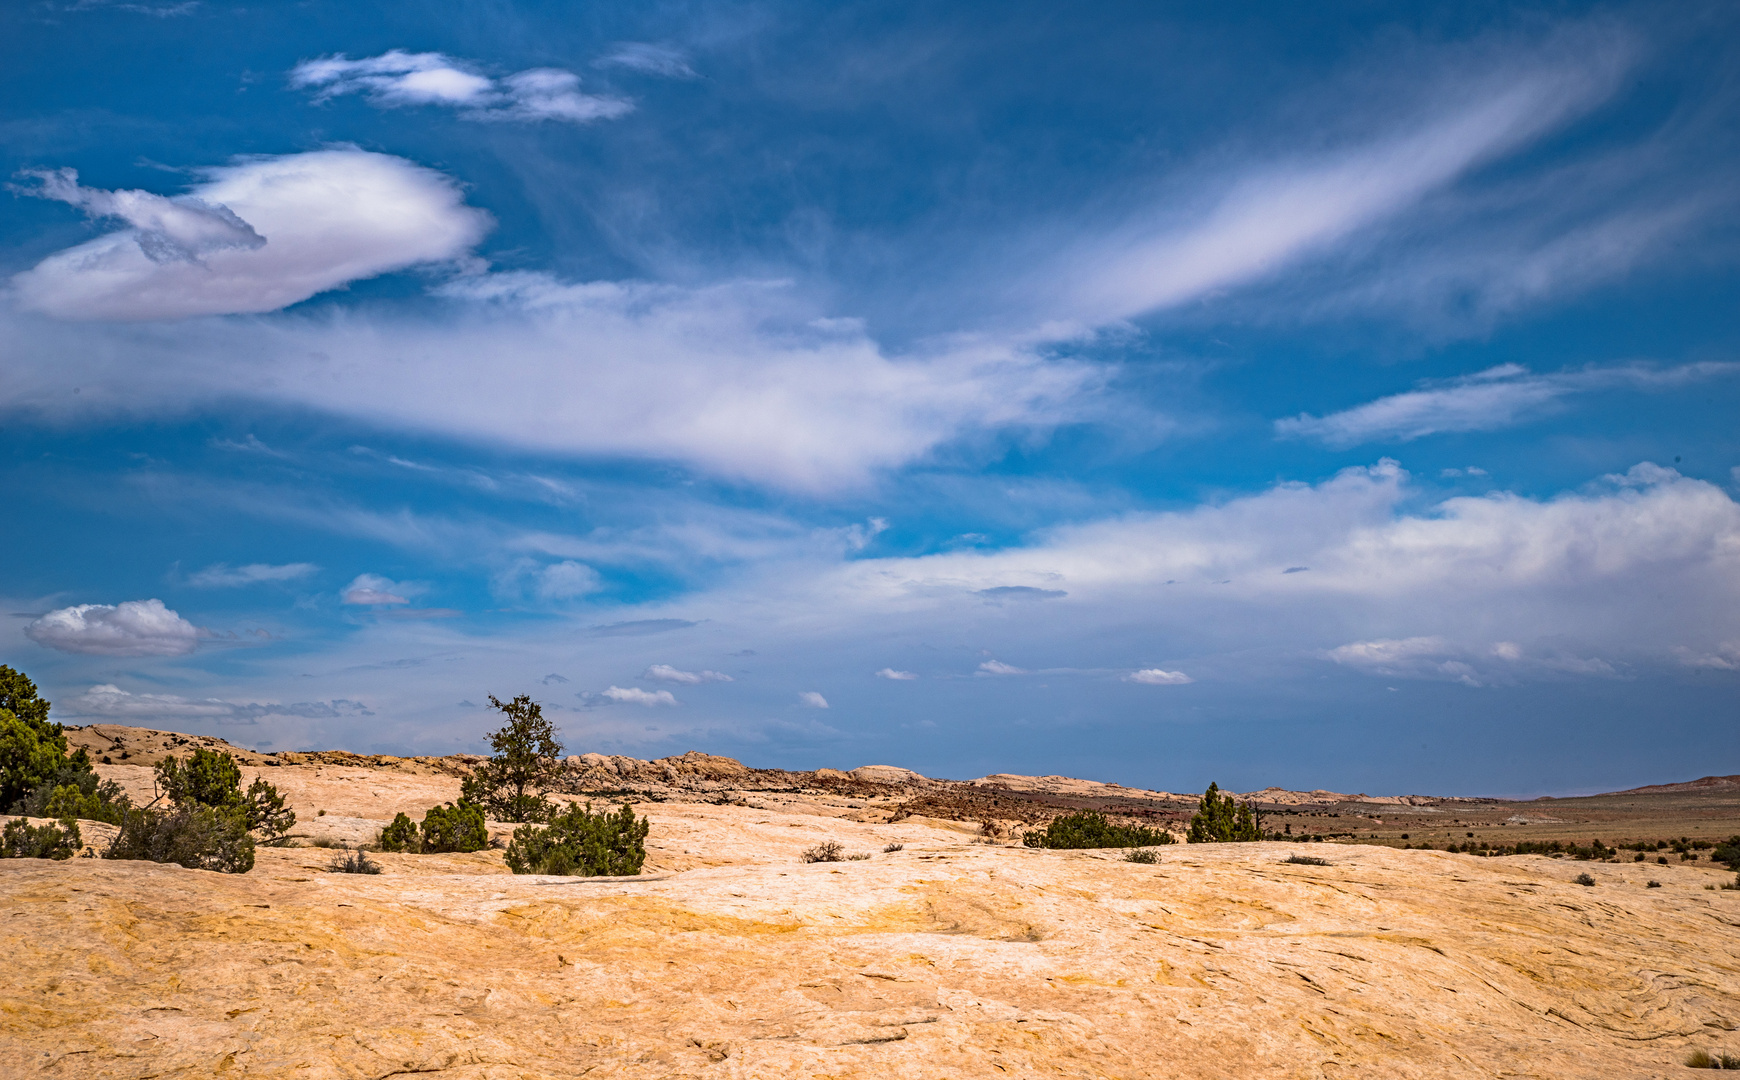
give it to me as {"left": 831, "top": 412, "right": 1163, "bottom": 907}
{"left": 882, "top": 842, "right": 904, "bottom": 853}
{"left": 1635, "top": 853, "right": 1646, "bottom": 862}
{"left": 1647, "top": 880, "right": 1662, "bottom": 888}
{"left": 1660, "top": 856, "right": 1670, "bottom": 865}
{"left": 846, "top": 852, "right": 871, "bottom": 861}
{"left": 420, "top": 801, "right": 487, "bottom": 854}
{"left": 1125, "top": 848, "right": 1159, "bottom": 864}
{"left": 1025, "top": 810, "right": 1173, "bottom": 850}
{"left": 1187, "top": 782, "right": 1261, "bottom": 843}
{"left": 107, "top": 805, "right": 255, "bottom": 873}
{"left": 505, "top": 801, "right": 649, "bottom": 876}
{"left": 1285, "top": 854, "right": 1331, "bottom": 866}
{"left": 1, "top": 817, "right": 81, "bottom": 859}
{"left": 328, "top": 849, "right": 381, "bottom": 874}
{"left": 1712, "top": 836, "right": 1740, "bottom": 869}
{"left": 377, "top": 812, "right": 420, "bottom": 853}
{"left": 1684, "top": 1050, "right": 1740, "bottom": 1069}
{"left": 153, "top": 748, "right": 295, "bottom": 841}
{"left": 1721, "top": 873, "right": 1740, "bottom": 891}
{"left": 802, "top": 840, "right": 844, "bottom": 863}
{"left": 1574, "top": 872, "right": 1596, "bottom": 886}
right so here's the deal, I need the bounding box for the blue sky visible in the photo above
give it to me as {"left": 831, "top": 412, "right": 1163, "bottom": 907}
{"left": 2, "top": 0, "right": 1737, "bottom": 795}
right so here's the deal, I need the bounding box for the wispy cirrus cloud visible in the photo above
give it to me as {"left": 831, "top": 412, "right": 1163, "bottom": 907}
{"left": 594, "top": 43, "right": 698, "bottom": 79}
{"left": 1275, "top": 361, "right": 1740, "bottom": 447}
{"left": 185, "top": 562, "right": 318, "bottom": 588}
{"left": 291, "top": 51, "right": 632, "bottom": 123}
{"left": 644, "top": 664, "right": 732, "bottom": 684}
{"left": 63, "top": 683, "right": 372, "bottom": 723}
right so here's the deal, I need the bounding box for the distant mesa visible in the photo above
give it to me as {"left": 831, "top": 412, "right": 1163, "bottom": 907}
{"left": 1602, "top": 774, "right": 1740, "bottom": 796}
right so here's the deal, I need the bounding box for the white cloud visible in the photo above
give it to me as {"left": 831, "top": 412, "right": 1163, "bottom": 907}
{"left": 875, "top": 668, "right": 918, "bottom": 680}
{"left": 798, "top": 691, "right": 830, "bottom": 708}
{"left": 1126, "top": 668, "right": 1193, "bottom": 685}
{"left": 602, "top": 685, "right": 679, "bottom": 707}
{"left": 290, "top": 51, "right": 631, "bottom": 123}
{"left": 185, "top": 562, "right": 318, "bottom": 588}
{"left": 9, "top": 150, "right": 492, "bottom": 320}
{"left": 644, "top": 664, "right": 732, "bottom": 684}
{"left": 536, "top": 560, "right": 601, "bottom": 600}
{"left": 977, "top": 660, "right": 1025, "bottom": 675}
{"left": 1277, "top": 362, "right": 1740, "bottom": 447}
{"left": 594, "top": 43, "right": 698, "bottom": 79}
{"left": 63, "top": 684, "right": 372, "bottom": 723}
{"left": 25, "top": 598, "right": 201, "bottom": 656}
{"left": 341, "top": 574, "right": 414, "bottom": 605}
{"left": 1327, "top": 636, "right": 1617, "bottom": 686}
{"left": 1675, "top": 642, "right": 1740, "bottom": 671}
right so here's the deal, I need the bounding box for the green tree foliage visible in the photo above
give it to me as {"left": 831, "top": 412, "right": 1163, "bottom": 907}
{"left": 154, "top": 748, "right": 294, "bottom": 841}
{"left": 377, "top": 812, "right": 420, "bottom": 852}
{"left": 1711, "top": 836, "right": 1740, "bottom": 870}
{"left": 460, "top": 694, "right": 564, "bottom": 823}
{"left": 1187, "top": 782, "right": 1262, "bottom": 843}
{"left": 505, "top": 801, "right": 648, "bottom": 876}
{"left": 1, "top": 817, "right": 82, "bottom": 859}
{"left": 419, "top": 801, "right": 487, "bottom": 853}
{"left": 107, "top": 805, "right": 255, "bottom": 873}
{"left": 14, "top": 748, "right": 132, "bottom": 824}
{"left": 0, "top": 666, "right": 67, "bottom": 811}
{"left": 1023, "top": 810, "right": 1175, "bottom": 849}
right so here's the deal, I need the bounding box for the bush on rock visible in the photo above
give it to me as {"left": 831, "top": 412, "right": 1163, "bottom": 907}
{"left": 506, "top": 801, "right": 648, "bottom": 876}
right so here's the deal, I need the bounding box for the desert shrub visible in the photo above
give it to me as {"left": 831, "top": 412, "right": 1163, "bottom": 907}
{"left": 328, "top": 849, "right": 381, "bottom": 874}
{"left": 1187, "top": 783, "right": 1261, "bottom": 843}
{"left": 1685, "top": 1050, "right": 1740, "bottom": 1069}
{"left": 1647, "top": 880, "right": 1661, "bottom": 888}
{"left": 1025, "top": 810, "right": 1174, "bottom": 849}
{"left": 154, "top": 748, "right": 295, "bottom": 841}
{"left": 1, "top": 667, "right": 69, "bottom": 811}
{"left": 107, "top": 804, "right": 254, "bottom": 873}
{"left": 883, "top": 842, "right": 904, "bottom": 853}
{"left": 1125, "top": 848, "right": 1159, "bottom": 864}
{"left": 420, "top": 801, "right": 488, "bottom": 853}
{"left": 1723, "top": 873, "right": 1740, "bottom": 892}
{"left": 505, "top": 801, "right": 648, "bottom": 876}
{"left": 846, "top": 852, "right": 871, "bottom": 861}
{"left": 1285, "top": 854, "right": 1331, "bottom": 866}
{"left": 460, "top": 694, "right": 563, "bottom": 823}
{"left": 1712, "top": 836, "right": 1740, "bottom": 870}
{"left": 377, "top": 812, "right": 421, "bottom": 853}
{"left": 1659, "top": 856, "right": 1670, "bottom": 865}
{"left": 1573, "top": 872, "right": 1596, "bottom": 886}
{"left": 802, "top": 840, "right": 844, "bottom": 863}
{"left": 1, "top": 817, "right": 82, "bottom": 859}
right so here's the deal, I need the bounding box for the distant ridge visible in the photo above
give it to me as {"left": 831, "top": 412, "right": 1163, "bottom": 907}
{"left": 1603, "top": 774, "right": 1740, "bottom": 796}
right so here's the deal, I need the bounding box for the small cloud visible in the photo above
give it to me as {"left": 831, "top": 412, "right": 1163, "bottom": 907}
{"left": 798, "top": 691, "right": 830, "bottom": 708}
{"left": 644, "top": 664, "right": 732, "bottom": 684}
{"left": 341, "top": 574, "right": 414, "bottom": 605}
{"left": 976, "top": 586, "right": 1066, "bottom": 601}
{"left": 1126, "top": 668, "right": 1194, "bottom": 685}
{"left": 1491, "top": 641, "right": 1524, "bottom": 661}
{"left": 26, "top": 599, "right": 201, "bottom": 657}
{"left": 541, "top": 673, "right": 569, "bottom": 685}
{"left": 875, "top": 668, "right": 918, "bottom": 680}
{"left": 290, "top": 50, "right": 632, "bottom": 124}
{"left": 536, "top": 560, "right": 601, "bottom": 600}
{"left": 186, "top": 562, "right": 318, "bottom": 588}
{"left": 594, "top": 42, "right": 698, "bottom": 79}
{"left": 977, "top": 660, "right": 1026, "bottom": 675}
{"left": 1465, "top": 466, "right": 1489, "bottom": 476}
{"left": 1281, "top": 566, "right": 1309, "bottom": 574}
{"left": 1675, "top": 641, "right": 1740, "bottom": 670}
{"left": 589, "top": 619, "right": 698, "bottom": 637}
{"left": 601, "top": 685, "right": 678, "bottom": 707}
{"left": 64, "top": 684, "right": 372, "bottom": 722}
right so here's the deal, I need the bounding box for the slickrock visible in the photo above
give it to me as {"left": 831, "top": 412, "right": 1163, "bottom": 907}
{"left": 6, "top": 798, "right": 1740, "bottom": 1079}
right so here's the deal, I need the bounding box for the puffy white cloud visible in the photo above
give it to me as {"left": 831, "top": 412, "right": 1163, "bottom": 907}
{"left": 977, "top": 660, "right": 1025, "bottom": 675}
{"left": 594, "top": 43, "right": 698, "bottom": 79}
{"left": 602, "top": 685, "right": 679, "bottom": 707}
{"left": 10, "top": 150, "right": 492, "bottom": 320}
{"left": 185, "top": 562, "right": 318, "bottom": 588}
{"left": 1126, "top": 668, "right": 1193, "bottom": 685}
{"left": 875, "top": 668, "right": 918, "bottom": 680}
{"left": 341, "top": 574, "right": 414, "bottom": 605}
{"left": 63, "top": 684, "right": 372, "bottom": 723}
{"left": 536, "top": 561, "right": 601, "bottom": 600}
{"left": 1277, "top": 362, "right": 1740, "bottom": 447}
{"left": 798, "top": 691, "right": 830, "bottom": 708}
{"left": 25, "top": 598, "right": 201, "bottom": 656}
{"left": 290, "top": 51, "right": 631, "bottom": 123}
{"left": 644, "top": 664, "right": 732, "bottom": 684}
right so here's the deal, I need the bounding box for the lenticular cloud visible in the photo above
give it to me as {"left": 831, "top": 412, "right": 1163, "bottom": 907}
{"left": 9, "top": 150, "right": 492, "bottom": 320}
{"left": 25, "top": 599, "right": 202, "bottom": 657}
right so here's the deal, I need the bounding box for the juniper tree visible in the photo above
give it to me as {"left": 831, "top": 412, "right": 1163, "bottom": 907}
{"left": 1187, "top": 782, "right": 1262, "bottom": 843}
{"left": 460, "top": 694, "right": 564, "bottom": 823}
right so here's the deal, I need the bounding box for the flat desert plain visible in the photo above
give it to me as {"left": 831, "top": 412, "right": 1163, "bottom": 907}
{"left": 4, "top": 728, "right": 1739, "bottom": 1079}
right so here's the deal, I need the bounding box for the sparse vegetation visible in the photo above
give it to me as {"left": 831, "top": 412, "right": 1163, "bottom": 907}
{"left": 460, "top": 694, "right": 564, "bottom": 823}
{"left": 1685, "top": 1050, "right": 1740, "bottom": 1069}
{"left": 154, "top": 747, "right": 295, "bottom": 842}
{"left": 107, "top": 804, "right": 255, "bottom": 873}
{"left": 1187, "top": 783, "right": 1261, "bottom": 843}
{"left": 1712, "top": 836, "right": 1740, "bottom": 870}
{"left": 1574, "top": 872, "right": 1596, "bottom": 886}
{"left": 1648, "top": 880, "right": 1662, "bottom": 888}
{"left": 802, "top": 840, "right": 845, "bottom": 863}
{"left": 1285, "top": 854, "right": 1331, "bottom": 866}
{"left": 846, "top": 852, "right": 871, "bottom": 861}
{"left": 1, "top": 816, "right": 81, "bottom": 859}
{"left": 328, "top": 849, "right": 382, "bottom": 874}
{"left": 377, "top": 812, "right": 420, "bottom": 852}
{"left": 882, "top": 842, "right": 904, "bottom": 853}
{"left": 1124, "top": 848, "right": 1159, "bottom": 863}
{"left": 505, "top": 801, "right": 648, "bottom": 876}
{"left": 419, "top": 801, "right": 488, "bottom": 854}
{"left": 1025, "top": 810, "right": 1174, "bottom": 849}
